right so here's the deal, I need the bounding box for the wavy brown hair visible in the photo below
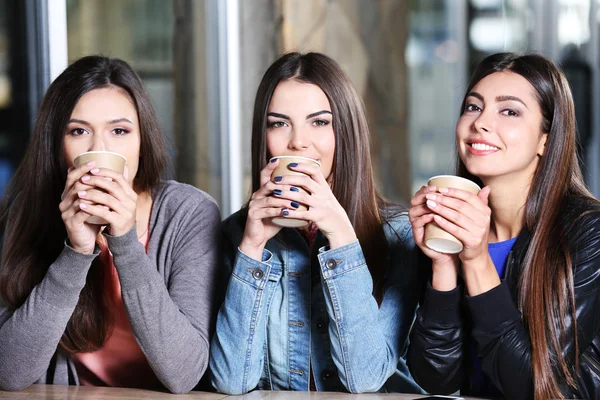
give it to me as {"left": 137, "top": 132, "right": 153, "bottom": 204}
{"left": 250, "top": 52, "right": 391, "bottom": 303}
{"left": 0, "top": 55, "right": 167, "bottom": 352}
{"left": 457, "top": 52, "right": 595, "bottom": 399}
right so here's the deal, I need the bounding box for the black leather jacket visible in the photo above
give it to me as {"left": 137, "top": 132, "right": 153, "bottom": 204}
{"left": 408, "top": 196, "right": 600, "bottom": 399}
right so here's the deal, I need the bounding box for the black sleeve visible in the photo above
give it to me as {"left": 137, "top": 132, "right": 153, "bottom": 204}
{"left": 408, "top": 281, "right": 466, "bottom": 394}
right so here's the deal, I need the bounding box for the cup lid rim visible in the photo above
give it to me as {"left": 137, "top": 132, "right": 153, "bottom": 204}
{"left": 427, "top": 175, "right": 481, "bottom": 191}
{"left": 74, "top": 151, "right": 127, "bottom": 161}
{"left": 269, "top": 155, "right": 321, "bottom": 166}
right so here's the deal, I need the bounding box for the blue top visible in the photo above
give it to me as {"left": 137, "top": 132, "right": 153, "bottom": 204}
{"left": 470, "top": 236, "right": 518, "bottom": 396}
{"left": 210, "top": 210, "right": 424, "bottom": 394}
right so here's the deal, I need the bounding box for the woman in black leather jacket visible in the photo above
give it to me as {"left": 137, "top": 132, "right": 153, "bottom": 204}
{"left": 408, "top": 52, "right": 600, "bottom": 400}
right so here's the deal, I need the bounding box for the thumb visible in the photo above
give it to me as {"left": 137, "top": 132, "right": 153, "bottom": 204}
{"left": 478, "top": 185, "right": 491, "bottom": 206}
{"left": 123, "top": 164, "right": 129, "bottom": 181}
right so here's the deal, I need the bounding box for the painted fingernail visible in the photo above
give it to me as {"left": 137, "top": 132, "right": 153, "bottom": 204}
{"left": 87, "top": 161, "right": 95, "bottom": 167}
{"left": 291, "top": 201, "right": 300, "bottom": 209}
{"left": 273, "top": 189, "right": 282, "bottom": 195}
{"left": 81, "top": 175, "right": 90, "bottom": 182}
{"left": 426, "top": 200, "right": 437, "bottom": 208}
{"left": 79, "top": 203, "right": 87, "bottom": 209}
{"left": 274, "top": 176, "right": 283, "bottom": 182}
{"left": 90, "top": 168, "right": 100, "bottom": 174}
{"left": 78, "top": 191, "right": 86, "bottom": 197}
{"left": 439, "top": 187, "right": 449, "bottom": 193}
{"left": 425, "top": 194, "right": 436, "bottom": 201}
{"left": 290, "top": 187, "right": 299, "bottom": 192}
{"left": 270, "top": 158, "right": 278, "bottom": 163}
{"left": 282, "top": 209, "right": 289, "bottom": 216}
{"left": 288, "top": 162, "right": 298, "bottom": 167}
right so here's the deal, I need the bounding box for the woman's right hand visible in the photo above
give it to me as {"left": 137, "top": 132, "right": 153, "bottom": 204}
{"left": 409, "top": 185, "right": 459, "bottom": 291}
{"left": 239, "top": 159, "right": 292, "bottom": 261}
{"left": 59, "top": 161, "right": 102, "bottom": 254}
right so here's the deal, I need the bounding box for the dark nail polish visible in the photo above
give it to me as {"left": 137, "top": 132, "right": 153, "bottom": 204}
{"left": 290, "top": 187, "right": 299, "bottom": 192}
{"left": 282, "top": 210, "right": 289, "bottom": 216}
{"left": 291, "top": 201, "right": 300, "bottom": 209}
{"left": 274, "top": 176, "right": 283, "bottom": 182}
{"left": 273, "top": 189, "right": 282, "bottom": 195}
{"left": 270, "top": 158, "right": 278, "bottom": 163}
{"left": 288, "top": 162, "right": 298, "bottom": 167}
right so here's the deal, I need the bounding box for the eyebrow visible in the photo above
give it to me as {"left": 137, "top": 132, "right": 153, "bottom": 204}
{"left": 467, "top": 92, "right": 529, "bottom": 109}
{"left": 267, "top": 110, "right": 332, "bottom": 120}
{"left": 67, "top": 118, "right": 134, "bottom": 125}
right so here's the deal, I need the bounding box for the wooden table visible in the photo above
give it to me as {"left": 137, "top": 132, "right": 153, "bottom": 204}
{"left": 0, "top": 385, "right": 487, "bottom": 399}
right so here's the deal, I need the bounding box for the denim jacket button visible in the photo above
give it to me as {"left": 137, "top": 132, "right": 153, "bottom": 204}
{"left": 252, "top": 269, "right": 264, "bottom": 279}
{"left": 322, "top": 369, "right": 333, "bottom": 380}
{"left": 325, "top": 259, "right": 337, "bottom": 270}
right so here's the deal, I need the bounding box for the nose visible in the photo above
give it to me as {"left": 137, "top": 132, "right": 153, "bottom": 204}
{"left": 289, "top": 126, "right": 310, "bottom": 151}
{"left": 473, "top": 110, "right": 493, "bottom": 133}
{"left": 90, "top": 132, "right": 107, "bottom": 151}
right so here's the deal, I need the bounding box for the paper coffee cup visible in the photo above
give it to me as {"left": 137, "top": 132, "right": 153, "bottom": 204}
{"left": 73, "top": 151, "right": 126, "bottom": 225}
{"left": 269, "top": 156, "right": 321, "bottom": 228}
{"left": 424, "top": 175, "right": 481, "bottom": 254}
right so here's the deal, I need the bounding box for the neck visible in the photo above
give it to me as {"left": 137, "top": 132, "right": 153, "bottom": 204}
{"left": 484, "top": 174, "right": 531, "bottom": 242}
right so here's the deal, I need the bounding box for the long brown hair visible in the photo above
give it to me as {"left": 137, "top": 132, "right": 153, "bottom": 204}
{"left": 0, "top": 55, "right": 167, "bottom": 352}
{"left": 457, "top": 52, "right": 595, "bottom": 399}
{"left": 250, "top": 52, "right": 390, "bottom": 302}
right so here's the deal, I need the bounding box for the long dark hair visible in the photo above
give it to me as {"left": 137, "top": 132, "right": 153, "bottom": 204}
{"left": 250, "top": 52, "right": 390, "bottom": 302}
{"left": 457, "top": 52, "right": 595, "bottom": 399}
{"left": 0, "top": 55, "right": 167, "bottom": 352}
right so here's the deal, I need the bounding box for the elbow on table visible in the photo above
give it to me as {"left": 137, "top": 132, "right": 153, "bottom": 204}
{"left": 0, "top": 376, "right": 33, "bottom": 392}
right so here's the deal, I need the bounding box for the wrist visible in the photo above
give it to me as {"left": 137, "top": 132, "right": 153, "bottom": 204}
{"left": 462, "top": 255, "right": 501, "bottom": 296}
{"left": 239, "top": 238, "right": 266, "bottom": 261}
{"left": 431, "top": 259, "right": 459, "bottom": 291}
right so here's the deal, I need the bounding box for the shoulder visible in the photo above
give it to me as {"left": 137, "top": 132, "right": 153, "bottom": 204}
{"left": 153, "top": 180, "right": 219, "bottom": 215}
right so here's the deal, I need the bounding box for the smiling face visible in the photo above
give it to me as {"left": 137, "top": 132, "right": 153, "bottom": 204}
{"left": 456, "top": 71, "right": 548, "bottom": 184}
{"left": 63, "top": 86, "right": 141, "bottom": 187}
{"left": 265, "top": 79, "right": 336, "bottom": 179}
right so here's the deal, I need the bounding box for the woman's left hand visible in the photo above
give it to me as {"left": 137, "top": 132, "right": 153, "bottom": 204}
{"left": 424, "top": 186, "right": 492, "bottom": 263}
{"left": 76, "top": 166, "right": 138, "bottom": 237}
{"left": 273, "top": 162, "right": 357, "bottom": 249}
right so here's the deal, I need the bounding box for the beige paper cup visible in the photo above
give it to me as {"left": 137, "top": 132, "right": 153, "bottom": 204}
{"left": 73, "top": 151, "right": 126, "bottom": 225}
{"left": 269, "top": 156, "right": 321, "bottom": 228}
{"left": 424, "top": 175, "right": 481, "bottom": 254}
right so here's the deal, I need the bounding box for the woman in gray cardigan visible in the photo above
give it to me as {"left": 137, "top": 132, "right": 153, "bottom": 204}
{"left": 0, "top": 56, "right": 221, "bottom": 393}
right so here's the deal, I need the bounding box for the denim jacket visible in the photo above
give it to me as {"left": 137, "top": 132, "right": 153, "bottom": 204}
{"left": 210, "top": 208, "right": 424, "bottom": 395}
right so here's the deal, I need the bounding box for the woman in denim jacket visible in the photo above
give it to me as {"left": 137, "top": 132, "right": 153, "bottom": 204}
{"left": 209, "top": 52, "right": 423, "bottom": 395}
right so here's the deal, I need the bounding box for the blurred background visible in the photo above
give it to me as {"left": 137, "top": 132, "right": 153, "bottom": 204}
{"left": 0, "top": 0, "right": 598, "bottom": 216}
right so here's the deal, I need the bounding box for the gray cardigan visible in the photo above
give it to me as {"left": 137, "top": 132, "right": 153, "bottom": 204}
{"left": 0, "top": 181, "right": 221, "bottom": 394}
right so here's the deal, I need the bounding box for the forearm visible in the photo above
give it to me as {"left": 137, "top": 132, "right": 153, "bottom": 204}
{"left": 407, "top": 283, "right": 465, "bottom": 394}
{"left": 209, "top": 249, "right": 275, "bottom": 395}
{"left": 0, "top": 245, "right": 97, "bottom": 391}
{"left": 108, "top": 227, "right": 214, "bottom": 394}
{"left": 319, "top": 241, "right": 410, "bottom": 393}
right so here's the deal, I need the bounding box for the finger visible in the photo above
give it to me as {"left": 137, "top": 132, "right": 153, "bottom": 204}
{"left": 77, "top": 189, "right": 122, "bottom": 213}
{"left": 425, "top": 193, "right": 483, "bottom": 219}
{"left": 248, "top": 196, "right": 298, "bottom": 217}
{"left": 78, "top": 202, "right": 113, "bottom": 222}
{"left": 272, "top": 174, "right": 321, "bottom": 195}
{"left": 59, "top": 181, "right": 96, "bottom": 213}
{"left": 259, "top": 158, "right": 280, "bottom": 187}
{"left": 437, "top": 187, "right": 486, "bottom": 210}
{"left": 425, "top": 200, "right": 480, "bottom": 232}
{"left": 478, "top": 185, "right": 491, "bottom": 206}
{"left": 288, "top": 162, "right": 327, "bottom": 186}
{"left": 89, "top": 168, "right": 136, "bottom": 198}
{"left": 123, "top": 164, "right": 129, "bottom": 181}
{"left": 409, "top": 206, "right": 435, "bottom": 227}
{"left": 61, "top": 161, "right": 96, "bottom": 201}
{"left": 250, "top": 206, "right": 288, "bottom": 221}
{"left": 277, "top": 208, "right": 311, "bottom": 222}
{"left": 253, "top": 181, "right": 296, "bottom": 200}
{"left": 84, "top": 175, "right": 129, "bottom": 202}
{"left": 410, "top": 186, "right": 437, "bottom": 207}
